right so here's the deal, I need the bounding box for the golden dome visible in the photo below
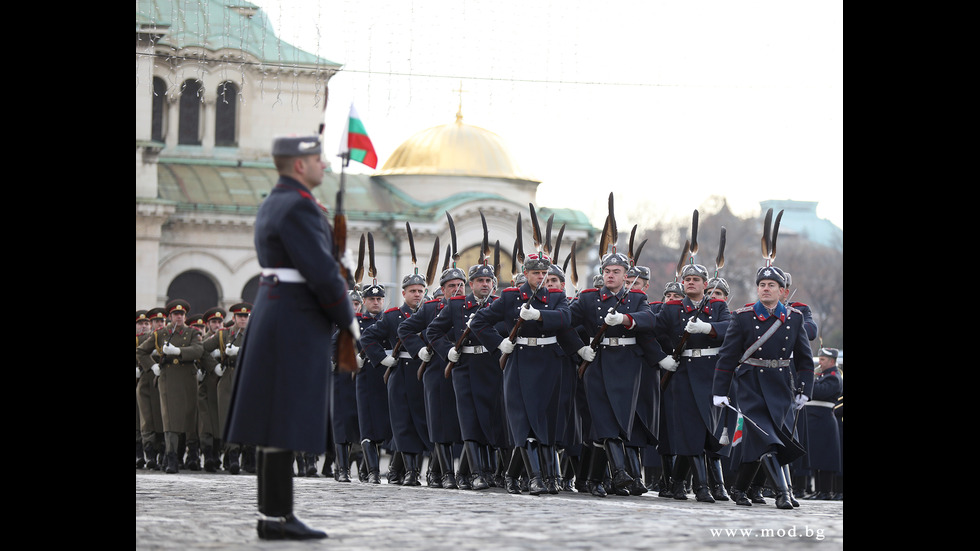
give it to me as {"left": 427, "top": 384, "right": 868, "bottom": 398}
{"left": 376, "top": 114, "right": 538, "bottom": 182}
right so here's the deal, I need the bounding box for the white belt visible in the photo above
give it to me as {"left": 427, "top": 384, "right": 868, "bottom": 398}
{"left": 514, "top": 336, "right": 558, "bottom": 346}
{"left": 261, "top": 268, "right": 306, "bottom": 283}
{"left": 600, "top": 337, "right": 636, "bottom": 346}
{"left": 460, "top": 345, "right": 488, "bottom": 354}
{"left": 806, "top": 400, "right": 835, "bottom": 408}
{"left": 384, "top": 350, "right": 414, "bottom": 359}
{"left": 742, "top": 358, "right": 791, "bottom": 368}
{"left": 681, "top": 347, "right": 720, "bottom": 357}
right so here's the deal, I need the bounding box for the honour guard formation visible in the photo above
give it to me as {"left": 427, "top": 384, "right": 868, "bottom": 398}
{"left": 136, "top": 134, "right": 842, "bottom": 542}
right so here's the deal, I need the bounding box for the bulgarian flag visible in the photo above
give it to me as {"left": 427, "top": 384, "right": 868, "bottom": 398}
{"left": 339, "top": 103, "right": 378, "bottom": 169}
{"left": 732, "top": 414, "right": 744, "bottom": 446}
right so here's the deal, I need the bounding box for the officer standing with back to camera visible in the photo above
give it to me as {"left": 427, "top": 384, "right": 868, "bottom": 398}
{"left": 223, "top": 135, "right": 357, "bottom": 540}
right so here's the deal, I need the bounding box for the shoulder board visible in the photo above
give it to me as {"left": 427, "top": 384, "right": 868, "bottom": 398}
{"left": 424, "top": 298, "right": 441, "bottom": 304}
{"left": 788, "top": 305, "right": 802, "bottom": 315}
{"left": 384, "top": 307, "right": 401, "bottom": 314}
{"left": 629, "top": 289, "right": 646, "bottom": 294}
{"left": 790, "top": 302, "right": 809, "bottom": 308}
{"left": 450, "top": 295, "right": 465, "bottom": 300}
{"left": 665, "top": 299, "right": 684, "bottom": 305}
{"left": 734, "top": 305, "right": 754, "bottom": 314}
{"left": 502, "top": 287, "right": 520, "bottom": 293}
{"left": 650, "top": 301, "right": 664, "bottom": 305}
{"left": 548, "top": 288, "right": 564, "bottom": 293}
{"left": 581, "top": 288, "right": 599, "bottom": 293}
{"left": 709, "top": 298, "right": 727, "bottom": 304}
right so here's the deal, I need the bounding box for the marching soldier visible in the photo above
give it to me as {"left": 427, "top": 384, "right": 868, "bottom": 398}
{"left": 425, "top": 263, "right": 506, "bottom": 490}
{"left": 360, "top": 274, "right": 429, "bottom": 485}
{"left": 137, "top": 299, "right": 204, "bottom": 474}
{"left": 469, "top": 252, "right": 577, "bottom": 496}
{"left": 399, "top": 267, "right": 466, "bottom": 489}
{"left": 331, "top": 290, "right": 363, "bottom": 482}
{"left": 571, "top": 252, "right": 660, "bottom": 497}
{"left": 802, "top": 348, "right": 842, "bottom": 500}
{"left": 354, "top": 282, "right": 391, "bottom": 484}
{"left": 196, "top": 307, "right": 225, "bottom": 472}
{"left": 135, "top": 310, "right": 151, "bottom": 468}
{"left": 712, "top": 265, "right": 814, "bottom": 510}
{"left": 202, "top": 303, "right": 250, "bottom": 473}
{"left": 654, "top": 264, "right": 732, "bottom": 502}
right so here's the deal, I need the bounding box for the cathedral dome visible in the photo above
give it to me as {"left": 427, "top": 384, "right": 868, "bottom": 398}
{"left": 376, "top": 113, "right": 538, "bottom": 182}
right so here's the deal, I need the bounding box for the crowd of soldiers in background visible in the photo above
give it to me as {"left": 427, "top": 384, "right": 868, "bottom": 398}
{"left": 135, "top": 261, "right": 842, "bottom": 504}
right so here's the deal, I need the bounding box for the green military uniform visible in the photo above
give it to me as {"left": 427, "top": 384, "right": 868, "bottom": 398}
{"left": 196, "top": 308, "right": 226, "bottom": 472}
{"left": 136, "top": 308, "right": 166, "bottom": 469}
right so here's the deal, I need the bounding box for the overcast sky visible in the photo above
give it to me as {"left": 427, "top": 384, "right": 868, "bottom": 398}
{"left": 251, "top": 0, "right": 843, "bottom": 232}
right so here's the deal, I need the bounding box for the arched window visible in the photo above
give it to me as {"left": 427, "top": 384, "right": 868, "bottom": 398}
{"left": 215, "top": 81, "right": 238, "bottom": 147}
{"left": 178, "top": 79, "right": 203, "bottom": 145}
{"left": 151, "top": 77, "right": 167, "bottom": 142}
{"left": 167, "top": 270, "right": 220, "bottom": 314}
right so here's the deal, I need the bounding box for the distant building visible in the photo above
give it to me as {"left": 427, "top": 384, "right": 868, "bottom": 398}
{"left": 759, "top": 200, "right": 842, "bottom": 251}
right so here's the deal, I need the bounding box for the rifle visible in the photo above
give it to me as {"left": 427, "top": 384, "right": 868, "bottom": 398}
{"left": 332, "top": 162, "right": 358, "bottom": 374}
{"left": 500, "top": 204, "right": 549, "bottom": 370}
{"left": 499, "top": 213, "right": 527, "bottom": 369}
{"left": 578, "top": 193, "right": 624, "bottom": 379}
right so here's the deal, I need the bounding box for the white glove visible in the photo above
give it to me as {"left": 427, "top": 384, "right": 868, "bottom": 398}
{"left": 658, "top": 357, "right": 678, "bottom": 372}
{"left": 196, "top": 369, "right": 205, "bottom": 382}
{"left": 498, "top": 339, "right": 515, "bottom": 354}
{"left": 795, "top": 394, "right": 810, "bottom": 410}
{"left": 348, "top": 319, "right": 361, "bottom": 340}
{"left": 381, "top": 355, "right": 397, "bottom": 367}
{"left": 418, "top": 347, "right": 433, "bottom": 363}
{"left": 162, "top": 343, "right": 181, "bottom": 356}
{"left": 211, "top": 348, "right": 221, "bottom": 359}
{"left": 519, "top": 305, "right": 541, "bottom": 321}
{"left": 713, "top": 395, "right": 730, "bottom": 408}
{"left": 136, "top": 366, "right": 141, "bottom": 379}
{"left": 214, "top": 365, "right": 225, "bottom": 377}
{"left": 356, "top": 355, "right": 365, "bottom": 369}
{"left": 447, "top": 347, "right": 461, "bottom": 363}
{"left": 225, "top": 343, "right": 239, "bottom": 357}
{"left": 577, "top": 346, "right": 595, "bottom": 363}
{"left": 151, "top": 364, "right": 161, "bottom": 376}
{"left": 341, "top": 249, "right": 356, "bottom": 275}
{"left": 466, "top": 315, "right": 474, "bottom": 328}
{"left": 604, "top": 311, "right": 625, "bottom": 326}
{"left": 685, "top": 319, "right": 712, "bottom": 334}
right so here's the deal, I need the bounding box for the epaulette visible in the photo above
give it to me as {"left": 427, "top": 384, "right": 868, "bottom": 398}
{"left": 581, "top": 288, "right": 599, "bottom": 293}
{"left": 548, "top": 288, "right": 565, "bottom": 293}
{"left": 424, "top": 298, "right": 442, "bottom": 304}
{"left": 501, "top": 287, "right": 520, "bottom": 293}
{"left": 734, "top": 305, "right": 754, "bottom": 314}
{"left": 709, "top": 298, "right": 728, "bottom": 304}
{"left": 790, "top": 301, "right": 809, "bottom": 308}
{"left": 630, "top": 289, "right": 646, "bottom": 294}
{"left": 450, "top": 295, "right": 466, "bottom": 300}
{"left": 384, "top": 307, "right": 401, "bottom": 314}
{"left": 665, "top": 299, "right": 684, "bottom": 305}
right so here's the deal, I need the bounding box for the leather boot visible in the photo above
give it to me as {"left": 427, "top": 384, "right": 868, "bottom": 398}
{"left": 587, "top": 444, "right": 608, "bottom": 497}
{"left": 203, "top": 446, "right": 217, "bottom": 472}
{"left": 730, "top": 461, "right": 760, "bottom": 506}
{"left": 226, "top": 447, "right": 241, "bottom": 474}
{"left": 465, "top": 441, "right": 489, "bottom": 490}
{"left": 256, "top": 449, "right": 327, "bottom": 540}
{"left": 707, "top": 456, "right": 730, "bottom": 501}
{"left": 504, "top": 448, "right": 524, "bottom": 494}
{"left": 457, "top": 447, "right": 473, "bottom": 489}
{"left": 783, "top": 464, "right": 799, "bottom": 506}
{"left": 670, "top": 455, "right": 691, "bottom": 500}
{"left": 691, "top": 454, "right": 715, "bottom": 502}
{"left": 362, "top": 441, "right": 381, "bottom": 484}
{"left": 136, "top": 440, "right": 145, "bottom": 469}
{"left": 426, "top": 453, "right": 442, "bottom": 487}
{"left": 761, "top": 453, "right": 794, "bottom": 510}
{"left": 436, "top": 443, "right": 458, "bottom": 489}
{"left": 402, "top": 453, "right": 421, "bottom": 486}
{"left": 335, "top": 444, "right": 351, "bottom": 482}
{"left": 304, "top": 453, "right": 320, "bottom": 477}
{"left": 658, "top": 455, "right": 674, "bottom": 497}
{"left": 747, "top": 466, "right": 767, "bottom": 504}
{"left": 520, "top": 441, "right": 546, "bottom": 495}
{"left": 242, "top": 445, "right": 257, "bottom": 473}
{"left": 165, "top": 451, "right": 179, "bottom": 474}
{"left": 576, "top": 446, "right": 592, "bottom": 493}
{"left": 294, "top": 453, "right": 306, "bottom": 477}
{"left": 143, "top": 442, "right": 158, "bottom": 470}
{"left": 386, "top": 452, "right": 404, "bottom": 485}
{"left": 626, "top": 446, "right": 647, "bottom": 496}
{"left": 542, "top": 445, "right": 560, "bottom": 494}
{"left": 603, "top": 439, "right": 633, "bottom": 495}
{"left": 185, "top": 444, "right": 201, "bottom": 471}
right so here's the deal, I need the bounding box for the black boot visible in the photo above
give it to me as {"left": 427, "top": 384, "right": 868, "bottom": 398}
{"left": 362, "top": 441, "right": 381, "bottom": 484}
{"left": 402, "top": 453, "right": 421, "bottom": 486}
{"left": 504, "top": 448, "right": 524, "bottom": 494}
{"left": 185, "top": 444, "right": 201, "bottom": 471}
{"left": 691, "top": 454, "right": 715, "bottom": 502}
{"left": 227, "top": 447, "right": 241, "bottom": 475}
{"left": 386, "top": 452, "right": 404, "bottom": 485}
{"left": 603, "top": 439, "right": 633, "bottom": 495}
{"left": 304, "top": 453, "right": 319, "bottom": 477}
{"left": 465, "top": 441, "right": 490, "bottom": 490}
{"left": 783, "top": 464, "right": 799, "bottom": 506}
{"left": 576, "top": 446, "right": 593, "bottom": 493}
{"left": 426, "top": 453, "right": 442, "bottom": 487}
{"left": 165, "top": 451, "right": 179, "bottom": 474}
{"left": 761, "top": 453, "right": 794, "bottom": 510}
{"left": 242, "top": 445, "right": 257, "bottom": 473}
{"left": 436, "top": 443, "right": 458, "bottom": 489}
{"left": 143, "top": 443, "right": 158, "bottom": 470}
{"left": 294, "top": 453, "right": 307, "bottom": 477}
{"left": 658, "top": 455, "right": 674, "bottom": 497}
{"left": 747, "top": 466, "right": 767, "bottom": 504}
{"left": 626, "top": 446, "right": 648, "bottom": 496}
{"left": 670, "top": 455, "right": 691, "bottom": 500}
{"left": 707, "top": 457, "right": 730, "bottom": 501}
{"left": 136, "top": 440, "right": 146, "bottom": 469}
{"left": 203, "top": 447, "right": 217, "bottom": 473}
{"left": 542, "top": 445, "right": 560, "bottom": 494}
{"left": 521, "top": 441, "right": 546, "bottom": 495}
{"left": 256, "top": 449, "right": 327, "bottom": 540}
{"left": 335, "top": 444, "right": 351, "bottom": 482}
{"left": 587, "top": 444, "right": 608, "bottom": 498}
{"left": 730, "top": 461, "right": 760, "bottom": 506}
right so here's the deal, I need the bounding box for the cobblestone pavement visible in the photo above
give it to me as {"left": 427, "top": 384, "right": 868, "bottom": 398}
{"left": 136, "top": 465, "right": 843, "bottom": 551}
